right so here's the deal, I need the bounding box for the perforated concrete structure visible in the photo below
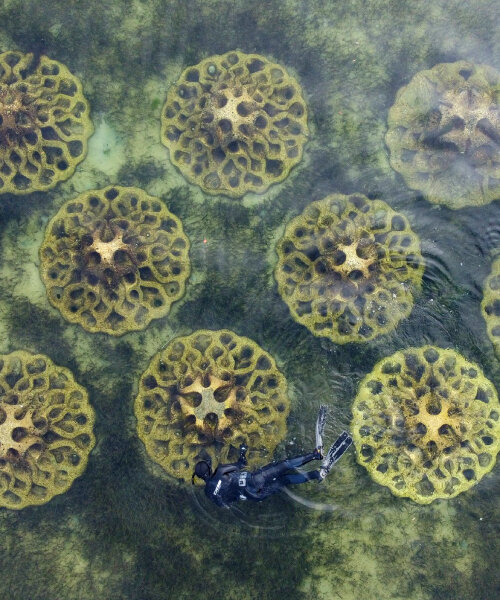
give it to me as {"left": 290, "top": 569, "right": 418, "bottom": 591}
{"left": 0, "top": 350, "right": 95, "bottom": 509}
{"left": 0, "top": 51, "right": 93, "bottom": 194}
{"left": 351, "top": 346, "right": 500, "bottom": 503}
{"left": 39, "top": 186, "right": 190, "bottom": 335}
{"left": 161, "top": 51, "right": 308, "bottom": 197}
{"left": 275, "top": 193, "right": 424, "bottom": 343}
{"left": 134, "top": 329, "right": 290, "bottom": 482}
{"left": 386, "top": 61, "right": 500, "bottom": 209}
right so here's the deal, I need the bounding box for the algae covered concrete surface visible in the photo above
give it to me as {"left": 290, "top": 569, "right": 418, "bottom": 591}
{"left": 0, "top": 0, "right": 499, "bottom": 599}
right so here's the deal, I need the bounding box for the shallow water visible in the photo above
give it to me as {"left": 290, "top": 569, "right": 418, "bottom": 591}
{"left": 0, "top": 1, "right": 499, "bottom": 599}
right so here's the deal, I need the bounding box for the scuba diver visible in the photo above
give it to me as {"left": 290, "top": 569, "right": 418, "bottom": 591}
{"left": 192, "top": 405, "right": 353, "bottom": 508}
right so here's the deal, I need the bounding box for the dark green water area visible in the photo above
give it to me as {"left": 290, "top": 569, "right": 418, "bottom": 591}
{"left": 0, "top": 1, "right": 499, "bottom": 598}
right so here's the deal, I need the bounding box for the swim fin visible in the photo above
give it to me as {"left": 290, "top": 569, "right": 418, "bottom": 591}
{"left": 319, "top": 431, "right": 353, "bottom": 480}
{"left": 315, "top": 405, "right": 328, "bottom": 457}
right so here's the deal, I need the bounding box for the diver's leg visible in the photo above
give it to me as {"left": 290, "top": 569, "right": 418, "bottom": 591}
{"left": 249, "top": 470, "right": 323, "bottom": 501}
{"left": 250, "top": 452, "right": 319, "bottom": 492}
{"left": 256, "top": 452, "right": 319, "bottom": 482}
{"left": 288, "top": 451, "right": 322, "bottom": 468}
{"left": 280, "top": 470, "right": 322, "bottom": 485}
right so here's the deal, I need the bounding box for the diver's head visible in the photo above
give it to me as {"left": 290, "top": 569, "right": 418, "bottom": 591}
{"left": 192, "top": 460, "right": 212, "bottom": 483}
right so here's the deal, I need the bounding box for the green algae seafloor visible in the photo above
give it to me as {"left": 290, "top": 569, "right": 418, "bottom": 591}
{"left": 0, "top": 1, "right": 500, "bottom": 599}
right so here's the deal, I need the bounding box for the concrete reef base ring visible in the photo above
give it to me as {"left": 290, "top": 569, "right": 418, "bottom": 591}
{"left": 386, "top": 61, "right": 500, "bottom": 209}
{"left": 161, "top": 50, "right": 309, "bottom": 198}
{"left": 134, "top": 329, "right": 290, "bottom": 482}
{"left": 481, "top": 256, "right": 500, "bottom": 354}
{"left": 0, "top": 51, "right": 93, "bottom": 195}
{"left": 275, "top": 193, "right": 424, "bottom": 343}
{"left": 39, "top": 186, "right": 191, "bottom": 336}
{"left": 351, "top": 346, "right": 500, "bottom": 504}
{"left": 0, "top": 350, "right": 95, "bottom": 509}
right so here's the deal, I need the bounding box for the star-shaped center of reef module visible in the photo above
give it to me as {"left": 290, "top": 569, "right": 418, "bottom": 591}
{"left": 177, "top": 373, "right": 239, "bottom": 434}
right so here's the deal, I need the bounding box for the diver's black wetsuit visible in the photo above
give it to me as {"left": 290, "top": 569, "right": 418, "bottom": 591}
{"left": 204, "top": 450, "right": 321, "bottom": 507}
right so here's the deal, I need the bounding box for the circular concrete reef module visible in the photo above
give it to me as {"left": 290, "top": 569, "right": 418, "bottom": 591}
{"left": 0, "top": 51, "right": 93, "bottom": 195}
{"left": 351, "top": 346, "right": 500, "bottom": 503}
{"left": 135, "top": 329, "right": 290, "bottom": 482}
{"left": 39, "top": 186, "right": 190, "bottom": 335}
{"left": 275, "top": 193, "right": 424, "bottom": 343}
{"left": 161, "top": 50, "right": 309, "bottom": 198}
{"left": 0, "top": 350, "right": 95, "bottom": 509}
{"left": 386, "top": 61, "right": 500, "bottom": 209}
{"left": 481, "top": 256, "right": 500, "bottom": 354}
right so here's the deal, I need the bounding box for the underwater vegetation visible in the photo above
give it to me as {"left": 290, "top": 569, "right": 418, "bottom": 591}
{"left": 351, "top": 346, "right": 500, "bottom": 504}
{"left": 39, "top": 185, "right": 190, "bottom": 335}
{"left": 0, "top": 350, "right": 95, "bottom": 509}
{"left": 274, "top": 193, "right": 424, "bottom": 343}
{"left": 161, "top": 50, "right": 309, "bottom": 198}
{"left": 386, "top": 60, "right": 500, "bottom": 209}
{"left": 0, "top": 50, "right": 92, "bottom": 195}
{"left": 134, "top": 329, "right": 290, "bottom": 482}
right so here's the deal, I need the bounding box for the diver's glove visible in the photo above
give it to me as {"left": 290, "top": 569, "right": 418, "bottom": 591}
{"left": 238, "top": 443, "right": 248, "bottom": 465}
{"left": 313, "top": 447, "right": 323, "bottom": 460}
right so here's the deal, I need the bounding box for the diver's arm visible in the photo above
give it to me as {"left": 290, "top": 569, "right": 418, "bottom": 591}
{"left": 210, "top": 445, "right": 246, "bottom": 481}
{"left": 212, "top": 493, "right": 230, "bottom": 508}
{"left": 213, "top": 463, "right": 240, "bottom": 478}
{"left": 237, "top": 443, "right": 248, "bottom": 467}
